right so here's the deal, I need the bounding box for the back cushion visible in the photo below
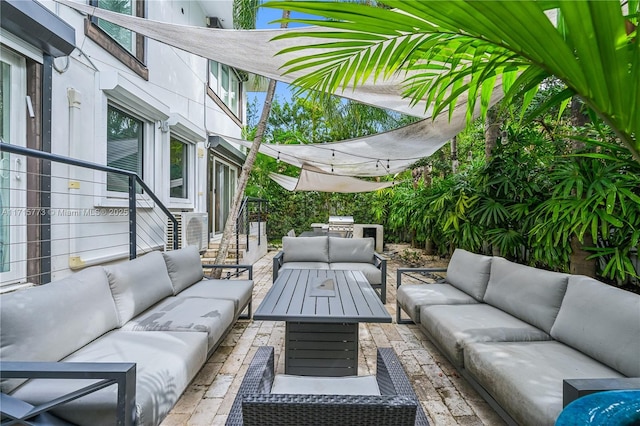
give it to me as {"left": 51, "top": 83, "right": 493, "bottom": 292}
{"left": 329, "top": 237, "right": 374, "bottom": 263}
{"left": 446, "top": 249, "right": 493, "bottom": 301}
{"left": 551, "top": 276, "right": 640, "bottom": 377}
{"left": 162, "top": 246, "right": 204, "bottom": 294}
{"left": 104, "top": 251, "right": 174, "bottom": 326}
{"left": 283, "top": 236, "right": 329, "bottom": 263}
{"left": 0, "top": 267, "right": 118, "bottom": 393}
{"left": 483, "top": 257, "right": 569, "bottom": 333}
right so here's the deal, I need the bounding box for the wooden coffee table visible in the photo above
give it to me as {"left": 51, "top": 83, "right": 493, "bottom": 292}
{"left": 254, "top": 269, "right": 392, "bottom": 377}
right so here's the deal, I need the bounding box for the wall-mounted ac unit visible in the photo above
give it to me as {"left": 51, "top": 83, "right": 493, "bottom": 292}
{"left": 166, "top": 212, "right": 208, "bottom": 252}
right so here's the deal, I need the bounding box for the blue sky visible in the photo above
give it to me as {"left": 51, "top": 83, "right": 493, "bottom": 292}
{"left": 247, "top": 7, "right": 312, "bottom": 113}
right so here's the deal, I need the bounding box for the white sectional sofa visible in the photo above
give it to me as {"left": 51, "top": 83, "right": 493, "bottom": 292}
{"left": 0, "top": 246, "right": 253, "bottom": 425}
{"left": 273, "top": 236, "right": 387, "bottom": 302}
{"left": 396, "top": 249, "right": 640, "bottom": 426}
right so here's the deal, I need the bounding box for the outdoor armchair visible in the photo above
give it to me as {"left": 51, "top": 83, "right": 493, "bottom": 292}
{"left": 226, "top": 346, "right": 428, "bottom": 426}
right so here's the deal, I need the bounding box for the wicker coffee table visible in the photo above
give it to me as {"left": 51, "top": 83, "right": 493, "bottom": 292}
{"left": 254, "top": 268, "right": 391, "bottom": 376}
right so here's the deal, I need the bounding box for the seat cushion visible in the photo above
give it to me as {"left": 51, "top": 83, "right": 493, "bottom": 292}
{"left": 328, "top": 237, "right": 374, "bottom": 263}
{"left": 282, "top": 236, "right": 329, "bottom": 263}
{"left": 122, "top": 297, "right": 235, "bottom": 351}
{"left": 445, "top": 249, "right": 493, "bottom": 301}
{"left": 271, "top": 374, "right": 380, "bottom": 395}
{"left": 551, "top": 276, "right": 640, "bottom": 377}
{"left": 177, "top": 278, "right": 253, "bottom": 315}
{"left": 11, "top": 330, "right": 208, "bottom": 426}
{"left": 104, "top": 251, "right": 175, "bottom": 326}
{"left": 483, "top": 257, "right": 569, "bottom": 333}
{"left": 0, "top": 267, "right": 119, "bottom": 393}
{"left": 280, "top": 262, "right": 331, "bottom": 271}
{"left": 396, "top": 283, "right": 477, "bottom": 324}
{"left": 420, "top": 304, "right": 551, "bottom": 366}
{"left": 464, "top": 341, "right": 624, "bottom": 426}
{"left": 162, "top": 246, "right": 204, "bottom": 294}
{"left": 330, "top": 263, "right": 381, "bottom": 285}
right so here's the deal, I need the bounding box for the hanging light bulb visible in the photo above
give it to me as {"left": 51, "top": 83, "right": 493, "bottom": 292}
{"left": 387, "top": 159, "right": 390, "bottom": 170}
{"left": 331, "top": 164, "right": 334, "bottom": 173}
{"left": 277, "top": 152, "right": 280, "bottom": 164}
{"left": 332, "top": 150, "right": 335, "bottom": 158}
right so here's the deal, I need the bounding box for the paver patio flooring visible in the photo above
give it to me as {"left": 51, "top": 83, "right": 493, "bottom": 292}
{"left": 161, "top": 250, "right": 505, "bottom": 426}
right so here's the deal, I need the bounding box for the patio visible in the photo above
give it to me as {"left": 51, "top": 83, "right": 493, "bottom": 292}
{"left": 160, "top": 250, "right": 505, "bottom": 425}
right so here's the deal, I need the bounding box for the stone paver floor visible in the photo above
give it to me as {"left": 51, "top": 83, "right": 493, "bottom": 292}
{"left": 161, "top": 250, "right": 505, "bottom": 426}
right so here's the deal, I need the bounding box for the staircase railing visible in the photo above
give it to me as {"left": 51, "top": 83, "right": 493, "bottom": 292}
{"left": 0, "top": 143, "right": 177, "bottom": 285}
{"left": 234, "top": 196, "right": 268, "bottom": 264}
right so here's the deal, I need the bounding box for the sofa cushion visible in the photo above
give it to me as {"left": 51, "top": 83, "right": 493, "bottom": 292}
{"left": 271, "top": 374, "right": 380, "bottom": 395}
{"left": 11, "top": 330, "right": 208, "bottom": 426}
{"left": 550, "top": 276, "right": 640, "bottom": 377}
{"left": 282, "top": 236, "right": 329, "bottom": 263}
{"left": 104, "top": 251, "right": 175, "bottom": 326}
{"left": 464, "top": 341, "right": 624, "bottom": 426}
{"left": 177, "top": 278, "right": 253, "bottom": 315}
{"left": 330, "top": 263, "right": 381, "bottom": 285}
{"left": 0, "top": 267, "right": 119, "bottom": 393}
{"left": 122, "top": 297, "right": 235, "bottom": 351}
{"left": 280, "top": 262, "right": 331, "bottom": 271}
{"left": 162, "top": 246, "right": 204, "bottom": 294}
{"left": 420, "top": 304, "right": 551, "bottom": 366}
{"left": 328, "top": 237, "right": 374, "bottom": 263}
{"left": 396, "top": 284, "right": 477, "bottom": 324}
{"left": 446, "top": 249, "right": 493, "bottom": 301}
{"left": 483, "top": 257, "right": 569, "bottom": 333}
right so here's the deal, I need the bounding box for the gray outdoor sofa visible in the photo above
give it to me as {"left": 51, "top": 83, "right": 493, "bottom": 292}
{"left": 226, "top": 346, "right": 429, "bottom": 426}
{"left": 273, "top": 236, "right": 387, "bottom": 302}
{"left": 396, "top": 248, "right": 640, "bottom": 426}
{"left": 0, "top": 246, "right": 253, "bottom": 426}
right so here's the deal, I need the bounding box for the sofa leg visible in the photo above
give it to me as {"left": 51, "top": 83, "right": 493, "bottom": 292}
{"left": 396, "top": 302, "right": 414, "bottom": 325}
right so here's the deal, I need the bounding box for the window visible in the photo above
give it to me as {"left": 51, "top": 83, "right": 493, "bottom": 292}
{"left": 169, "top": 137, "right": 188, "bottom": 199}
{"left": 106, "top": 105, "right": 143, "bottom": 193}
{"left": 208, "top": 60, "right": 243, "bottom": 120}
{"left": 96, "top": 0, "right": 136, "bottom": 56}
{"left": 87, "top": 0, "right": 147, "bottom": 79}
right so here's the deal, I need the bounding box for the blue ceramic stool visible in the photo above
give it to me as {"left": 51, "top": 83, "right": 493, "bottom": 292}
{"left": 556, "top": 390, "right": 640, "bottom": 425}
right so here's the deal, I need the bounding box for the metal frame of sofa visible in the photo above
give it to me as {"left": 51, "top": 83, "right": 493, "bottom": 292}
{"left": 0, "top": 263, "right": 252, "bottom": 426}
{"left": 225, "top": 346, "right": 428, "bottom": 426}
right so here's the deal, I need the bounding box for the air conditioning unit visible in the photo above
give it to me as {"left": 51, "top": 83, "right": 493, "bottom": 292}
{"left": 166, "top": 212, "right": 208, "bottom": 252}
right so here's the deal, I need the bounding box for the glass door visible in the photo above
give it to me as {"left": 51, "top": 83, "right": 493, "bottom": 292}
{"left": 212, "top": 159, "right": 238, "bottom": 234}
{"left": 0, "top": 48, "right": 27, "bottom": 286}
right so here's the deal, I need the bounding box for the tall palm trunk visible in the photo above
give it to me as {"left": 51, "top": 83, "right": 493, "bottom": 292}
{"left": 211, "top": 10, "right": 289, "bottom": 277}
{"left": 484, "top": 107, "right": 501, "bottom": 159}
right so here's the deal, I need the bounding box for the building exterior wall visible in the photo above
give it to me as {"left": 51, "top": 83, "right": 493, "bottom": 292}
{"left": 1, "top": 0, "right": 246, "bottom": 283}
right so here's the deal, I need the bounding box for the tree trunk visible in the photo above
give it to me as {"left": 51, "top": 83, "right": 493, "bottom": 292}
{"left": 484, "top": 107, "right": 501, "bottom": 159}
{"left": 211, "top": 11, "right": 289, "bottom": 277}
{"left": 570, "top": 233, "right": 597, "bottom": 278}
{"left": 450, "top": 135, "right": 458, "bottom": 173}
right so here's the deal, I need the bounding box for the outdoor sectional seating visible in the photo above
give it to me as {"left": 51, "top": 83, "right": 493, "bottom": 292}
{"left": 396, "top": 248, "right": 640, "bottom": 426}
{"left": 225, "top": 345, "right": 429, "bottom": 426}
{"left": 0, "top": 246, "right": 253, "bottom": 426}
{"left": 273, "top": 236, "right": 387, "bottom": 302}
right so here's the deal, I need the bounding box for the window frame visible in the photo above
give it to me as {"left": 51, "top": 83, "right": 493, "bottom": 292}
{"left": 167, "top": 135, "right": 193, "bottom": 205}
{"left": 85, "top": 0, "right": 148, "bottom": 79}
{"left": 207, "top": 60, "right": 243, "bottom": 125}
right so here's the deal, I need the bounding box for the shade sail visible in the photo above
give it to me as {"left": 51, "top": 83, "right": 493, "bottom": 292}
{"left": 56, "top": 0, "right": 496, "bottom": 119}
{"left": 270, "top": 165, "right": 397, "bottom": 193}
{"left": 56, "top": 0, "right": 505, "bottom": 176}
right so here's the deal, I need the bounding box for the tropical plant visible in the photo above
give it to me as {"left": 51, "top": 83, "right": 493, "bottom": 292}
{"left": 264, "top": 1, "right": 639, "bottom": 163}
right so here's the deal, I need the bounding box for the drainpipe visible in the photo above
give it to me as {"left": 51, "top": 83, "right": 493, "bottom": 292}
{"left": 67, "top": 87, "right": 82, "bottom": 271}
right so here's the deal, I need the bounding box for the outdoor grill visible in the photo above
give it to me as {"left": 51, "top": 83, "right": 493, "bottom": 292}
{"left": 328, "top": 215, "right": 354, "bottom": 235}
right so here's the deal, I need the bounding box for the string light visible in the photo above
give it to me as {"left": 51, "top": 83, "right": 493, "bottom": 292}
{"left": 276, "top": 152, "right": 280, "bottom": 164}
{"left": 387, "top": 159, "right": 390, "bottom": 170}
{"left": 331, "top": 164, "right": 334, "bottom": 173}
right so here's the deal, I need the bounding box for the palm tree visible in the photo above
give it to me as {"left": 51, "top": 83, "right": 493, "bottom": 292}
{"left": 263, "top": 0, "right": 639, "bottom": 162}
{"left": 211, "top": 1, "right": 289, "bottom": 275}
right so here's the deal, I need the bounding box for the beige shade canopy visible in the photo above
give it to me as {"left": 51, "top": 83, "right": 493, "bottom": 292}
{"left": 57, "top": 0, "right": 507, "bottom": 177}
{"left": 270, "top": 164, "right": 397, "bottom": 193}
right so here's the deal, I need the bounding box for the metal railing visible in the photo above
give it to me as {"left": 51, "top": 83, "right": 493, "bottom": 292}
{"left": 234, "top": 196, "right": 268, "bottom": 264}
{"left": 0, "top": 143, "right": 177, "bottom": 286}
